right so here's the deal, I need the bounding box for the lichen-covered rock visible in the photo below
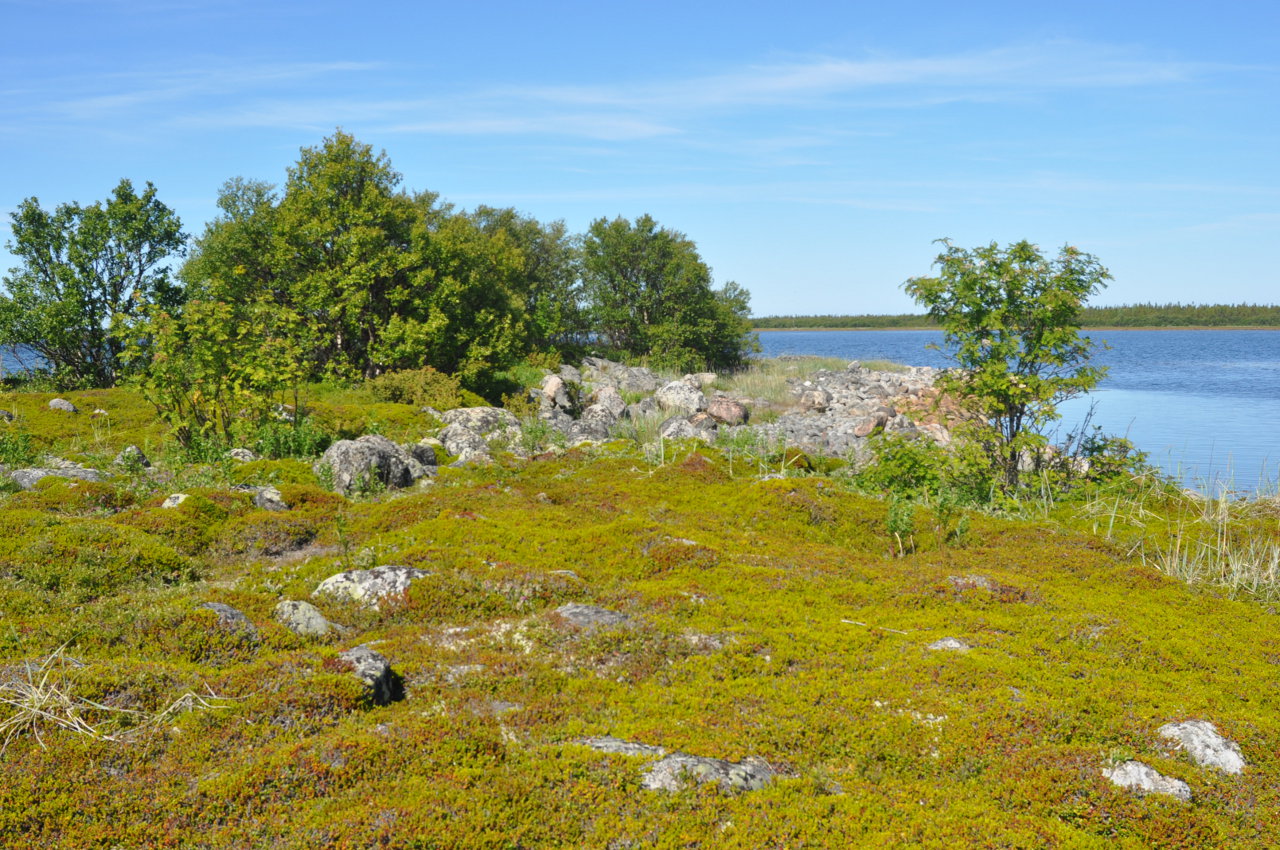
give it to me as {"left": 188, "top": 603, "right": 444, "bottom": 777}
{"left": 338, "top": 645, "right": 400, "bottom": 705}
{"left": 654, "top": 380, "right": 707, "bottom": 415}
{"left": 439, "top": 406, "right": 519, "bottom": 436}
{"left": 1102, "top": 760, "right": 1192, "bottom": 801}
{"left": 274, "top": 600, "right": 333, "bottom": 637}
{"left": 656, "top": 415, "right": 713, "bottom": 444}
{"left": 589, "top": 386, "right": 627, "bottom": 419}
{"left": 252, "top": 486, "right": 289, "bottom": 512}
{"left": 438, "top": 424, "right": 490, "bottom": 461}
{"left": 114, "top": 445, "right": 150, "bottom": 468}
{"left": 927, "top": 637, "right": 971, "bottom": 652}
{"left": 1159, "top": 720, "right": 1246, "bottom": 774}
{"left": 315, "top": 435, "right": 427, "bottom": 495}
{"left": 314, "top": 565, "right": 429, "bottom": 609}
{"left": 554, "top": 603, "right": 630, "bottom": 629}
{"left": 198, "top": 602, "right": 259, "bottom": 640}
{"left": 9, "top": 467, "right": 107, "bottom": 490}
{"left": 48, "top": 398, "right": 78, "bottom": 413}
{"left": 161, "top": 493, "right": 189, "bottom": 509}
{"left": 642, "top": 754, "right": 774, "bottom": 793}
{"left": 541, "top": 374, "right": 571, "bottom": 409}
{"left": 578, "top": 736, "right": 668, "bottom": 757}
{"left": 226, "top": 447, "right": 259, "bottom": 462}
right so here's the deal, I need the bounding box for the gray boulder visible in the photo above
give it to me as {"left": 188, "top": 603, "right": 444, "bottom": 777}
{"left": 797, "top": 387, "right": 832, "bottom": 412}
{"left": 314, "top": 565, "right": 429, "bottom": 609}
{"left": 0, "top": 409, "right": 13, "bottom": 422}
{"left": 315, "top": 435, "right": 427, "bottom": 495}
{"left": 438, "top": 424, "right": 491, "bottom": 462}
{"left": 643, "top": 754, "right": 774, "bottom": 793}
{"left": 274, "top": 600, "right": 332, "bottom": 638}
{"left": 48, "top": 398, "right": 78, "bottom": 413}
{"left": 338, "top": 645, "right": 400, "bottom": 705}
{"left": 1101, "top": 760, "right": 1192, "bottom": 801}
{"left": 656, "top": 415, "right": 713, "bottom": 444}
{"left": 567, "top": 418, "right": 612, "bottom": 445}
{"left": 9, "top": 467, "right": 107, "bottom": 490}
{"left": 1158, "top": 720, "right": 1246, "bottom": 774}
{"left": 589, "top": 386, "right": 627, "bottom": 419}
{"left": 226, "top": 447, "right": 259, "bottom": 462}
{"left": 253, "top": 486, "right": 289, "bottom": 512}
{"left": 654, "top": 380, "right": 707, "bottom": 415}
{"left": 554, "top": 603, "right": 630, "bottom": 629}
{"left": 625, "top": 396, "right": 660, "bottom": 421}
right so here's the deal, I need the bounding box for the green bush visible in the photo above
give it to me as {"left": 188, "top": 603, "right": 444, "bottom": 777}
{"left": 1, "top": 521, "right": 197, "bottom": 602}
{"left": 244, "top": 417, "right": 332, "bottom": 459}
{"left": 369, "top": 366, "right": 465, "bottom": 410}
{"left": 0, "top": 428, "right": 37, "bottom": 466}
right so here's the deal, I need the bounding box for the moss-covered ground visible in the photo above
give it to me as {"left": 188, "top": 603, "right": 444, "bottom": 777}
{"left": 0, "top": 388, "right": 1277, "bottom": 848}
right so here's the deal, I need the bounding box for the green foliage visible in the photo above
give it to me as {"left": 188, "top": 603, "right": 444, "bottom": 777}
{"left": 581, "top": 214, "right": 757, "bottom": 371}
{"left": 0, "top": 428, "right": 37, "bottom": 466}
{"left": 904, "top": 239, "right": 1111, "bottom": 488}
{"left": 368, "top": 366, "right": 465, "bottom": 410}
{"left": 0, "top": 179, "right": 185, "bottom": 387}
{"left": 885, "top": 493, "right": 916, "bottom": 556}
{"left": 0, "top": 520, "right": 196, "bottom": 603}
{"left": 244, "top": 416, "right": 331, "bottom": 460}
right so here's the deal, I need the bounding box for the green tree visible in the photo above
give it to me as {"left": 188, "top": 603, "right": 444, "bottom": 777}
{"left": 469, "top": 206, "right": 582, "bottom": 353}
{"left": 0, "top": 179, "right": 186, "bottom": 386}
{"left": 270, "top": 130, "right": 418, "bottom": 379}
{"left": 580, "top": 214, "right": 756, "bottom": 371}
{"left": 903, "top": 239, "right": 1110, "bottom": 488}
{"left": 128, "top": 299, "right": 305, "bottom": 448}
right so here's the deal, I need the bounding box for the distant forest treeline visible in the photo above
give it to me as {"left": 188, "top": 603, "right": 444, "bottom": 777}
{"left": 754, "top": 303, "right": 1280, "bottom": 329}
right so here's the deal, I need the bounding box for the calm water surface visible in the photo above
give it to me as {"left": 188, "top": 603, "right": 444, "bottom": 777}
{"left": 757, "top": 329, "right": 1280, "bottom": 494}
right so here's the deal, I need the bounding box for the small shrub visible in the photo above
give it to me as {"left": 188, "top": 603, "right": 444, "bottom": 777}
{"left": 0, "top": 429, "right": 37, "bottom": 467}
{"left": 369, "top": 367, "right": 464, "bottom": 410}
{"left": 247, "top": 416, "right": 332, "bottom": 459}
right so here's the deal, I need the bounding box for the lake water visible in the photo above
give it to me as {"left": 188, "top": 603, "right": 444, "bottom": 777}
{"left": 757, "top": 329, "right": 1280, "bottom": 495}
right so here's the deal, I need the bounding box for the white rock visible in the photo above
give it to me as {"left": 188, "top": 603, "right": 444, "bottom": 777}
{"left": 1158, "top": 720, "right": 1246, "bottom": 775}
{"left": 1102, "top": 760, "right": 1192, "bottom": 801}
{"left": 161, "top": 493, "right": 189, "bottom": 509}
{"left": 314, "top": 565, "right": 429, "bottom": 609}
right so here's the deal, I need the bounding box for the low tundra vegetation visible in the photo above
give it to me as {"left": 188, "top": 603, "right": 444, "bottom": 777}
{"left": 0, "top": 383, "right": 1277, "bottom": 847}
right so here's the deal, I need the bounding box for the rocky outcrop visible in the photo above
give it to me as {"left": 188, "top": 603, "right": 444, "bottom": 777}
{"left": 9, "top": 466, "right": 107, "bottom": 490}
{"left": 314, "top": 565, "right": 429, "bottom": 609}
{"left": 553, "top": 603, "right": 630, "bottom": 629}
{"left": 575, "top": 737, "right": 774, "bottom": 793}
{"left": 580, "top": 357, "right": 660, "bottom": 395}
{"left": 315, "top": 435, "right": 431, "bottom": 495}
{"left": 654, "top": 379, "right": 707, "bottom": 416}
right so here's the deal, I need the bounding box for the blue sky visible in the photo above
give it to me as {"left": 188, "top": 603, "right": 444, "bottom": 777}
{"left": 2, "top": 0, "right": 1277, "bottom": 316}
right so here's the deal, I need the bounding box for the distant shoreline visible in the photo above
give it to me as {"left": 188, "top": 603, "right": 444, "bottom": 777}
{"left": 753, "top": 326, "right": 1280, "bottom": 332}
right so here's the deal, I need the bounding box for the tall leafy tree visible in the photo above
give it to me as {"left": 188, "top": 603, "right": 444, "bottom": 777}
{"left": 0, "top": 179, "right": 185, "bottom": 386}
{"left": 903, "top": 239, "right": 1111, "bottom": 488}
{"left": 270, "top": 130, "right": 418, "bottom": 378}
{"left": 581, "top": 214, "right": 755, "bottom": 372}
